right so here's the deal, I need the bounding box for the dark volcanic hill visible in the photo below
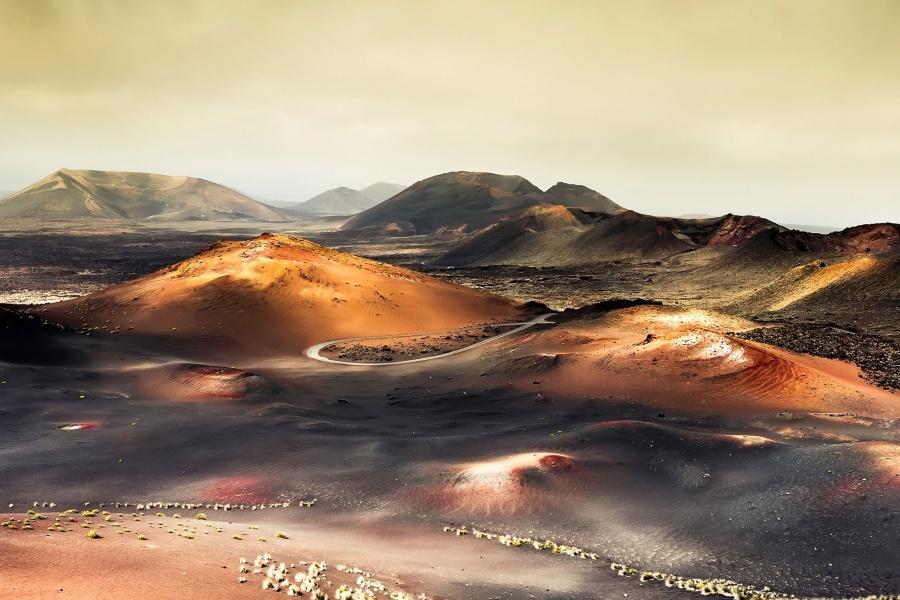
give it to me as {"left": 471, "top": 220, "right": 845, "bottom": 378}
{"left": 542, "top": 182, "right": 623, "bottom": 214}
{"left": 0, "top": 169, "right": 288, "bottom": 222}
{"left": 715, "top": 222, "right": 900, "bottom": 269}
{"left": 571, "top": 211, "right": 693, "bottom": 260}
{"left": 341, "top": 171, "right": 622, "bottom": 235}
{"left": 434, "top": 205, "right": 594, "bottom": 266}
{"left": 434, "top": 210, "right": 785, "bottom": 266}
{"left": 436, "top": 203, "right": 899, "bottom": 268}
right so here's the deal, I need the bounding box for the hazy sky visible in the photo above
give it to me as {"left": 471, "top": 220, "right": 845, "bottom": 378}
{"left": 1, "top": 0, "right": 899, "bottom": 227}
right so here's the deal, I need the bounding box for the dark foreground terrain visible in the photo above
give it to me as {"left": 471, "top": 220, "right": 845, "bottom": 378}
{"left": 1, "top": 223, "right": 899, "bottom": 599}
{"left": 2, "top": 301, "right": 900, "bottom": 599}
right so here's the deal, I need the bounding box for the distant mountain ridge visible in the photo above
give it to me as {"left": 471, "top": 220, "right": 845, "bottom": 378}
{"left": 434, "top": 207, "right": 899, "bottom": 267}
{"left": 0, "top": 169, "right": 288, "bottom": 222}
{"left": 342, "top": 171, "right": 624, "bottom": 235}
{"left": 434, "top": 207, "right": 699, "bottom": 266}
{"left": 293, "top": 186, "right": 374, "bottom": 217}
{"left": 359, "top": 181, "right": 406, "bottom": 204}
{"left": 287, "top": 181, "right": 407, "bottom": 216}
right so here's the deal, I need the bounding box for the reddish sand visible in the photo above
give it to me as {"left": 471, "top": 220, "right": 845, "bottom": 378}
{"left": 197, "top": 476, "right": 273, "bottom": 504}
{"left": 133, "top": 363, "right": 266, "bottom": 403}
{"left": 33, "top": 233, "right": 522, "bottom": 357}
{"left": 491, "top": 305, "right": 899, "bottom": 416}
{"left": 414, "top": 452, "right": 581, "bottom": 515}
{"left": 0, "top": 511, "right": 601, "bottom": 599}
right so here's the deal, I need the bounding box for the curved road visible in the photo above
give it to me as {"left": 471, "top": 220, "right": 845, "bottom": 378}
{"left": 305, "top": 313, "right": 556, "bottom": 366}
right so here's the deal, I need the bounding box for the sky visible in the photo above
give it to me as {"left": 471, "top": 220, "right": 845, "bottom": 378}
{"left": 1, "top": 0, "right": 898, "bottom": 227}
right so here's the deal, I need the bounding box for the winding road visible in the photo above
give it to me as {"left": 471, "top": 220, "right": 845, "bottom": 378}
{"left": 305, "top": 312, "right": 556, "bottom": 366}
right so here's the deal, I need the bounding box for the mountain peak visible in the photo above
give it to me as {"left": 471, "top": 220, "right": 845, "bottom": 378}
{"left": 0, "top": 169, "right": 287, "bottom": 222}
{"left": 544, "top": 181, "right": 623, "bottom": 214}
{"left": 424, "top": 171, "right": 542, "bottom": 195}
{"left": 359, "top": 181, "right": 406, "bottom": 203}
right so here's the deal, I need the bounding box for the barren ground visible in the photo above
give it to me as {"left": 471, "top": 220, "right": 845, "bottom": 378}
{"left": 1, "top": 223, "right": 899, "bottom": 599}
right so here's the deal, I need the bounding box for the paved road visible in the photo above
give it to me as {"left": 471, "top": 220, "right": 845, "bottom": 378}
{"left": 305, "top": 313, "right": 556, "bottom": 366}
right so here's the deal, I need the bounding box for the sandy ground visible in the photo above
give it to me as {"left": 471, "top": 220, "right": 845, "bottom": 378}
{"left": 1, "top": 509, "right": 697, "bottom": 600}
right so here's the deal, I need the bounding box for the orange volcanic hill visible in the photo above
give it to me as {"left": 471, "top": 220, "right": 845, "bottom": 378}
{"left": 485, "top": 305, "right": 898, "bottom": 416}
{"left": 414, "top": 452, "right": 580, "bottom": 514}
{"left": 32, "top": 233, "right": 523, "bottom": 356}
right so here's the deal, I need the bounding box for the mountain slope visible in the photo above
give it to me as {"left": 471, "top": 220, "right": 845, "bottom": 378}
{"left": 292, "top": 186, "right": 376, "bottom": 216}
{"left": 733, "top": 256, "right": 882, "bottom": 313}
{"left": 702, "top": 214, "right": 781, "bottom": 246}
{"left": 726, "top": 255, "right": 900, "bottom": 338}
{"left": 709, "top": 222, "right": 900, "bottom": 278}
{"left": 0, "top": 169, "right": 287, "bottom": 221}
{"left": 341, "top": 171, "right": 621, "bottom": 235}
{"left": 434, "top": 209, "right": 731, "bottom": 266}
{"left": 434, "top": 205, "right": 594, "bottom": 266}
{"left": 285, "top": 182, "right": 407, "bottom": 217}
{"left": 342, "top": 171, "right": 544, "bottom": 235}
{"left": 359, "top": 181, "right": 406, "bottom": 204}
{"left": 571, "top": 211, "right": 693, "bottom": 261}
{"left": 33, "top": 233, "right": 522, "bottom": 356}
{"left": 436, "top": 205, "right": 898, "bottom": 268}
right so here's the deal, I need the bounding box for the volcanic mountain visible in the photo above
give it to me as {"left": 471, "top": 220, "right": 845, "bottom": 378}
{"left": 291, "top": 186, "right": 377, "bottom": 217}
{"left": 436, "top": 204, "right": 900, "bottom": 268}
{"left": 714, "top": 221, "right": 900, "bottom": 264}
{"left": 569, "top": 211, "right": 693, "bottom": 261}
{"left": 359, "top": 181, "right": 406, "bottom": 204}
{"left": 33, "top": 233, "right": 522, "bottom": 357}
{"left": 542, "top": 182, "right": 623, "bottom": 214}
{"left": 341, "top": 171, "right": 623, "bottom": 235}
{"left": 0, "top": 169, "right": 287, "bottom": 222}
{"left": 289, "top": 182, "right": 407, "bottom": 217}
